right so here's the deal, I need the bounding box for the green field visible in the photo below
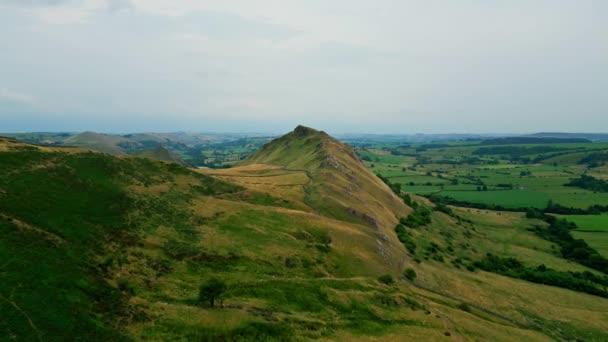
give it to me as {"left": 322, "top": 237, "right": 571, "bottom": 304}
{"left": 436, "top": 189, "right": 549, "bottom": 208}
{"left": 572, "top": 231, "right": 608, "bottom": 257}
{"left": 565, "top": 214, "right": 608, "bottom": 231}
{"left": 360, "top": 140, "right": 608, "bottom": 210}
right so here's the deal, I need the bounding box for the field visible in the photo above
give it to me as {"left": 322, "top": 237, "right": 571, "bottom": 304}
{"left": 358, "top": 141, "right": 608, "bottom": 210}
{"left": 563, "top": 214, "right": 608, "bottom": 257}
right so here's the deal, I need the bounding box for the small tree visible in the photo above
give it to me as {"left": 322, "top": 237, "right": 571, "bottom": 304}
{"left": 403, "top": 268, "right": 417, "bottom": 281}
{"left": 199, "top": 278, "right": 227, "bottom": 308}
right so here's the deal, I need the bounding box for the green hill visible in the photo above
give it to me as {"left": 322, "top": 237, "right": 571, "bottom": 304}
{"left": 64, "top": 131, "right": 129, "bottom": 155}
{"left": 132, "top": 146, "right": 189, "bottom": 167}
{"left": 241, "top": 125, "right": 411, "bottom": 230}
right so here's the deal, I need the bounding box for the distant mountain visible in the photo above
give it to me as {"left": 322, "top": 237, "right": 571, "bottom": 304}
{"left": 132, "top": 146, "right": 189, "bottom": 166}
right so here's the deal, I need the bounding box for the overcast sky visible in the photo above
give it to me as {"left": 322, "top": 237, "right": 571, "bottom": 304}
{"left": 0, "top": 0, "right": 606, "bottom": 134}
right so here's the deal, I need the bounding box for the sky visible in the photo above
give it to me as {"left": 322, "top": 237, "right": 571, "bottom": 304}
{"left": 0, "top": 0, "right": 606, "bottom": 134}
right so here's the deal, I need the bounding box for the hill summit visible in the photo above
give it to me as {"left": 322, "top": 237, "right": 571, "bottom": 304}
{"left": 240, "top": 125, "right": 411, "bottom": 260}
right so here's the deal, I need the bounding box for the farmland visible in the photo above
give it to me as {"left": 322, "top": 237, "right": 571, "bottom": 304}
{"left": 357, "top": 140, "right": 608, "bottom": 210}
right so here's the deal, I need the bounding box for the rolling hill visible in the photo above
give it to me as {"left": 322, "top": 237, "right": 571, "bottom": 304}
{"left": 1, "top": 128, "right": 608, "bottom": 341}
{"left": 64, "top": 131, "right": 129, "bottom": 155}
{"left": 132, "top": 146, "right": 190, "bottom": 167}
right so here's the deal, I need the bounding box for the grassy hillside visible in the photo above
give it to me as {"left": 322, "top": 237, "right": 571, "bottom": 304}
{"left": 2, "top": 131, "right": 608, "bottom": 341}
{"left": 237, "top": 125, "right": 414, "bottom": 272}
{"left": 0, "top": 138, "right": 240, "bottom": 340}
{"left": 132, "top": 146, "right": 190, "bottom": 167}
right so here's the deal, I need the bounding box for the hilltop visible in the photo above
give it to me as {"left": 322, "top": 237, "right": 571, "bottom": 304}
{"left": 241, "top": 125, "right": 410, "bottom": 228}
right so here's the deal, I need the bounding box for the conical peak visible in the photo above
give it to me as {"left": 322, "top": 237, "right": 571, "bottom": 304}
{"left": 293, "top": 125, "right": 320, "bottom": 137}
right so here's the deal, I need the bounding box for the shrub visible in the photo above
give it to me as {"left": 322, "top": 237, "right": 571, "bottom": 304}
{"left": 403, "top": 268, "right": 417, "bottom": 281}
{"left": 458, "top": 303, "right": 471, "bottom": 312}
{"left": 377, "top": 274, "right": 395, "bottom": 285}
{"left": 117, "top": 279, "right": 135, "bottom": 295}
{"left": 198, "top": 278, "right": 227, "bottom": 308}
{"left": 285, "top": 257, "right": 300, "bottom": 268}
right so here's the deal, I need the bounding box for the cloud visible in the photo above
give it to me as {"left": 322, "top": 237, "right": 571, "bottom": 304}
{"left": 0, "top": 88, "right": 35, "bottom": 104}
{"left": 0, "top": 0, "right": 73, "bottom": 7}
{"left": 105, "top": 0, "right": 133, "bottom": 12}
{"left": 1, "top": 0, "right": 134, "bottom": 24}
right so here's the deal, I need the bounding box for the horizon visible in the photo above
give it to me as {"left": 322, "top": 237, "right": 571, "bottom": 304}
{"left": 3, "top": 128, "right": 608, "bottom": 137}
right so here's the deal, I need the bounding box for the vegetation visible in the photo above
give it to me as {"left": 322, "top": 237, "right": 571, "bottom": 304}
{"left": 474, "top": 253, "right": 608, "bottom": 298}
{"left": 526, "top": 209, "right": 608, "bottom": 274}
{"left": 198, "top": 278, "right": 228, "bottom": 308}
{"left": 566, "top": 174, "right": 608, "bottom": 192}
{"left": 480, "top": 137, "right": 590, "bottom": 145}
{"left": 400, "top": 206, "right": 432, "bottom": 228}
{"left": 395, "top": 223, "right": 417, "bottom": 254}
{"left": 579, "top": 152, "right": 608, "bottom": 167}
{"left": 377, "top": 274, "right": 395, "bottom": 285}
{"left": 403, "top": 268, "right": 417, "bottom": 281}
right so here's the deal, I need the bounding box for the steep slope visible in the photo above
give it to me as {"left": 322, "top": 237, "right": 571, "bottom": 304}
{"left": 241, "top": 125, "right": 410, "bottom": 231}
{"left": 64, "top": 131, "right": 128, "bottom": 155}
{"left": 233, "top": 126, "right": 413, "bottom": 270}
{"left": 132, "top": 146, "right": 189, "bottom": 167}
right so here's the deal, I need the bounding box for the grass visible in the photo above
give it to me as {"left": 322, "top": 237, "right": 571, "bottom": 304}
{"left": 565, "top": 214, "right": 608, "bottom": 232}
{"left": 437, "top": 190, "right": 549, "bottom": 208}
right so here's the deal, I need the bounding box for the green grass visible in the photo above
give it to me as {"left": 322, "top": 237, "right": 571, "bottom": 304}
{"left": 564, "top": 215, "right": 608, "bottom": 232}
{"left": 571, "top": 231, "right": 608, "bottom": 258}
{"left": 436, "top": 190, "right": 549, "bottom": 209}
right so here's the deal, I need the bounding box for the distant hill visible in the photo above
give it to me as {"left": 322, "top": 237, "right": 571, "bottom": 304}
{"left": 527, "top": 132, "right": 608, "bottom": 142}
{"left": 480, "top": 136, "right": 591, "bottom": 145}
{"left": 132, "top": 146, "right": 189, "bottom": 166}
{"left": 64, "top": 131, "right": 129, "bottom": 155}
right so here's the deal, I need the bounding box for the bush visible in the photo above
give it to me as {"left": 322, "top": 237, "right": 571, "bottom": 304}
{"left": 198, "top": 278, "right": 227, "bottom": 308}
{"left": 458, "top": 303, "right": 471, "bottom": 312}
{"left": 377, "top": 274, "right": 395, "bottom": 285}
{"left": 117, "top": 279, "right": 135, "bottom": 295}
{"left": 400, "top": 206, "right": 431, "bottom": 228}
{"left": 395, "top": 224, "right": 417, "bottom": 254}
{"left": 403, "top": 268, "right": 417, "bottom": 281}
{"left": 285, "top": 257, "right": 300, "bottom": 268}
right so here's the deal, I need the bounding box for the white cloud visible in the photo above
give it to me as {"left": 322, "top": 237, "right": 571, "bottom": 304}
{"left": 0, "top": 0, "right": 133, "bottom": 24}
{"left": 0, "top": 88, "right": 35, "bottom": 104}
